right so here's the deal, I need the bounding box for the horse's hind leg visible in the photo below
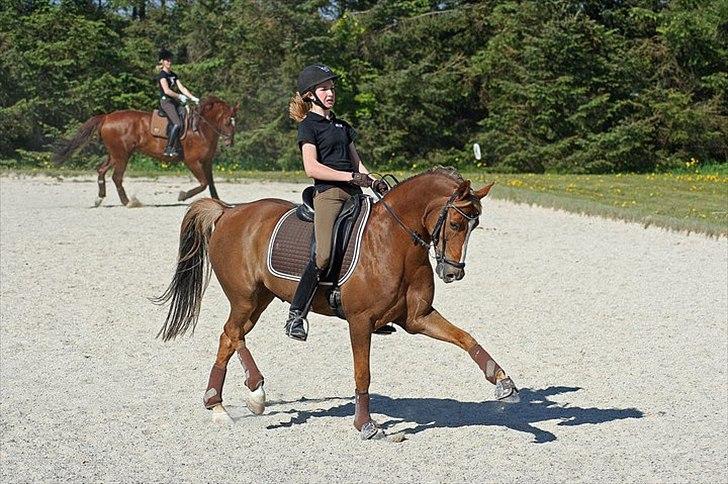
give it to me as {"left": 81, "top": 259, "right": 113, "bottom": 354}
{"left": 94, "top": 156, "right": 113, "bottom": 207}
{"left": 405, "top": 308, "right": 519, "bottom": 402}
{"left": 203, "top": 291, "right": 275, "bottom": 417}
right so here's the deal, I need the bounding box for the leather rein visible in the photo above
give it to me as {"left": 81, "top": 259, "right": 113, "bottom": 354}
{"left": 380, "top": 189, "right": 480, "bottom": 269}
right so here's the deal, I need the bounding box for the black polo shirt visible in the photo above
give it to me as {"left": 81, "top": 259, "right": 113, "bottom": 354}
{"left": 297, "top": 111, "right": 362, "bottom": 194}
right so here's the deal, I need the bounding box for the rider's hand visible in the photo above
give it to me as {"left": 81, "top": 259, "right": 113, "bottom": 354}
{"left": 350, "top": 172, "right": 373, "bottom": 188}
{"left": 372, "top": 179, "right": 389, "bottom": 196}
{"left": 190, "top": 95, "right": 200, "bottom": 104}
{"left": 178, "top": 94, "right": 189, "bottom": 104}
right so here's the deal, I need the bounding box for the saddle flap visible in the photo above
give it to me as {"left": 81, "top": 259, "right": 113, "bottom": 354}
{"left": 322, "top": 194, "right": 363, "bottom": 281}
{"left": 151, "top": 110, "right": 168, "bottom": 138}
{"left": 150, "top": 107, "right": 190, "bottom": 140}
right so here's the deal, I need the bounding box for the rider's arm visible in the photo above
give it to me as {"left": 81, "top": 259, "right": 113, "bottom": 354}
{"left": 176, "top": 80, "right": 195, "bottom": 99}
{"left": 348, "top": 142, "right": 371, "bottom": 175}
{"left": 301, "top": 143, "right": 356, "bottom": 182}
{"left": 159, "top": 78, "right": 181, "bottom": 100}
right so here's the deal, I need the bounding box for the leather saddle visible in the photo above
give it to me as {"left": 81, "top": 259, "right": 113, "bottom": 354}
{"left": 268, "top": 188, "right": 397, "bottom": 331}
{"left": 268, "top": 187, "right": 371, "bottom": 289}
{"left": 150, "top": 107, "right": 191, "bottom": 140}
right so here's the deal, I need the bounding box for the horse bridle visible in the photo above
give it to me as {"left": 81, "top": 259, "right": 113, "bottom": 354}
{"left": 195, "top": 106, "right": 235, "bottom": 142}
{"left": 380, "top": 189, "right": 481, "bottom": 269}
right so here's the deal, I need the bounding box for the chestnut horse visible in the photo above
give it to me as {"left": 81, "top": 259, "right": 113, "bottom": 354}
{"left": 53, "top": 96, "right": 238, "bottom": 206}
{"left": 156, "top": 167, "right": 520, "bottom": 439}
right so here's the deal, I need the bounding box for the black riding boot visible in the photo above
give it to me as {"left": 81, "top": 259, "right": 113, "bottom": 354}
{"left": 165, "top": 124, "right": 181, "bottom": 157}
{"left": 285, "top": 260, "right": 321, "bottom": 342}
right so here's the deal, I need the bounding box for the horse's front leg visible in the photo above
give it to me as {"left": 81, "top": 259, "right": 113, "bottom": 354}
{"left": 405, "top": 307, "right": 519, "bottom": 402}
{"left": 178, "top": 159, "right": 208, "bottom": 202}
{"left": 348, "top": 320, "right": 383, "bottom": 440}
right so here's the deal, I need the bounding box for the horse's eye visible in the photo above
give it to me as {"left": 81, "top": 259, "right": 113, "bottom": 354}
{"left": 449, "top": 222, "right": 461, "bottom": 230}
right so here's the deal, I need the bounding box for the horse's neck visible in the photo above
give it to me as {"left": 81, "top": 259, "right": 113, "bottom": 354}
{"left": 377, "top": 181, "right": 449, "bottom": 243}
{"left": 193, "top": 113, "right": 220, "bottom": 149}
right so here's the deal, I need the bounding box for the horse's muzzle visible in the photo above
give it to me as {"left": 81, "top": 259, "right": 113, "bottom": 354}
{"left": 436, "top": 262, "right": 464, "bottom": 283}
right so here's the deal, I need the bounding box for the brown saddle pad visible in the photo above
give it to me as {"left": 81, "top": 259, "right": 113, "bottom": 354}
{"left": 267, "top": 197, "right": 372, "bottom": 285}
{"left": 150, "top": 108, "right": 191, "bottom": 140}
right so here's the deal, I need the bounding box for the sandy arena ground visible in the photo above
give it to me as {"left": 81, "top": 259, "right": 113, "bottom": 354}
{"left": 1, "top": 174, "right": 726, "bottom": 482}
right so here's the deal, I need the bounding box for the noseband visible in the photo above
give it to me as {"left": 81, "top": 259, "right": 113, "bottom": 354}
{"left": 380, "top": 189, "right": 480, "bottom": 269}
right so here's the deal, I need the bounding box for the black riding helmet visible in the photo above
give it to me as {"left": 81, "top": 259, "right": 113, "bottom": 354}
{"left": 159, "top": 49, "right": 173, "bottom": 61}
{"left": 297, "top": 64, "right": 338, "bottom": 109}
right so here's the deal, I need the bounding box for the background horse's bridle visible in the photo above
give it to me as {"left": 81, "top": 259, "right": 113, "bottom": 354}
{"left": 194, "top": 105, "right": 235, "bottom": 143}
{"left": 380, "top": 189, "right": 480, "bottom": 269}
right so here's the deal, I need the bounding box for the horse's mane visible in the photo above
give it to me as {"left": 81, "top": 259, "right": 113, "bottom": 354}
{"left": 390, "top": 165, "right": 465, "bottom": 192}
{"left": 199, "top": 96, "right": 228, "bottom": 109}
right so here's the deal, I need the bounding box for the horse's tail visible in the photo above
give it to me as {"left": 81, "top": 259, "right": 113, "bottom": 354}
{"left": 52, "top": 115, "right": 105, "bottom": 165}
{"left": 153, "top": 198, "right": 228, "bottom": 341}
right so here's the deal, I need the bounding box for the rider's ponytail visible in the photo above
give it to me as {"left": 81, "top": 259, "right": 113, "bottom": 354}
{"left": 288, "top": 92, "right": 312, "bottom": 122}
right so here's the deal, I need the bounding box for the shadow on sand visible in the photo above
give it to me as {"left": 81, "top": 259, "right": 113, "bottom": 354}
{"left": 260, "top": 386, "right": 643, "bottom": 443}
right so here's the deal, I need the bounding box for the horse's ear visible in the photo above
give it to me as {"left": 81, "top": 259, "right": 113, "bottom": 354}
{"left": 234, "top": 101, "right": 240, "bottom": 113}
{"left": 474, "top": 182, "right": 495, "bottom": 199}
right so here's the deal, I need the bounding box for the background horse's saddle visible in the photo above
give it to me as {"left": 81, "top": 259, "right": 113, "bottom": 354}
{"left": 267, "top": 191, "right": 371, "bottom": 286}
{"left": 150, "top": 108, "right": 191, "bottom": 140}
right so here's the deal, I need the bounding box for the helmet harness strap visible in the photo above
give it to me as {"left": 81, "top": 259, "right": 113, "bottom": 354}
{"left": 307, "top": 87, "right": 328, "bottom": 110}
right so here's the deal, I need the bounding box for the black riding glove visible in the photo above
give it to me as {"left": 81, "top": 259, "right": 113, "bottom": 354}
{"left": 350, "top": 172, "right": 373, "bottom": 188}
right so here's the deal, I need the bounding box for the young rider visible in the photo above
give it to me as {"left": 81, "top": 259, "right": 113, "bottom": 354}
{"left": 286, "top": 64, "right": 388, "bottom": 342}
{"left": 157, "top": 49, "right": 200, "bottom": 157}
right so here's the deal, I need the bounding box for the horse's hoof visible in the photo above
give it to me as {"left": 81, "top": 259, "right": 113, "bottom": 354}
{"left": 93, "top": 197, "right": 104, "bottom": 207}
{"left": 211, "top": 404, "right": 234, "bottom": 425}
{"left": 126, "top": 196, "right": 143, "bottom": 208}
{"left": 246, "top": 384, "right": 266, "bottom": 415}
{"left": 360, "top": 420, "right": 385, "bottom": 440}
{"left": 178, "top": 190, "right": 187, "bottom": 201}
{"left": 495, "top": 377, "right": 520, "bottom": 403}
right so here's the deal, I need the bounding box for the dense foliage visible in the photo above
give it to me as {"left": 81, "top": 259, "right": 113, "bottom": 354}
{"left": 1, "top": 0, "right": 726, "bottom": 172}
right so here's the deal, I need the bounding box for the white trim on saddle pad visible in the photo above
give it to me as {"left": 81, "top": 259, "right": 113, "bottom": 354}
{"left": 266, "top": 197, "right": 372, "bottom": 286}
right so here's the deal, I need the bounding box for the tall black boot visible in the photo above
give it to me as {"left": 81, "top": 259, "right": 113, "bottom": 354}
{"left": 285, "top": 260, "right": 321, "bottom": 342}
{"left": 165, "top": 124, "right": 181, "bottom": 157}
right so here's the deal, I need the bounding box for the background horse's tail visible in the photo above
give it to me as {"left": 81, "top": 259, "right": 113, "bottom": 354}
{"left": 154, "top": 198, "right": 228, "bottom": 341}
{"left": 52, "top": 115, "right": 105, "bottom": 165}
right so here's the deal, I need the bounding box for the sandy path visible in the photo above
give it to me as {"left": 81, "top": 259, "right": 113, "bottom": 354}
{"left": 1, "top": 174, "right": 726, "bottom": 482}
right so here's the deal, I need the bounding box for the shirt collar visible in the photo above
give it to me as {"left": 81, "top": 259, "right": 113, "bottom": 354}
{"left": 307, "top": 111, "right": 336, "bottom": 123}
